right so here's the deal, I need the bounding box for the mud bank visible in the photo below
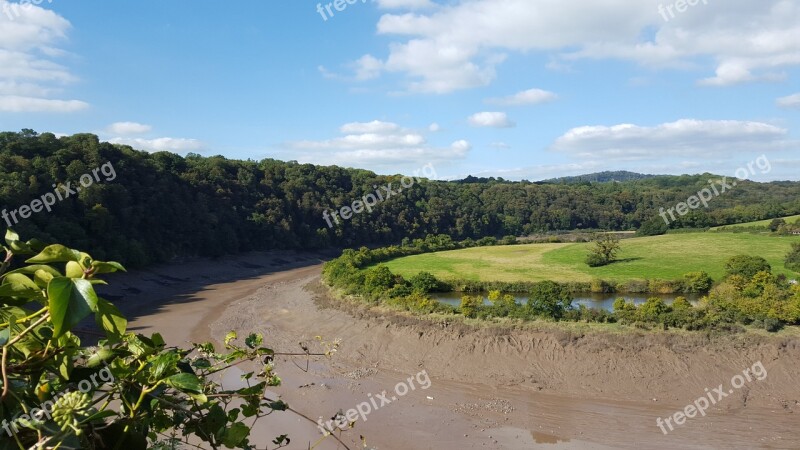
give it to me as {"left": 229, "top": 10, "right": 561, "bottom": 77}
{"left": 118, "top": 253, "right": 799, "bottom": 449}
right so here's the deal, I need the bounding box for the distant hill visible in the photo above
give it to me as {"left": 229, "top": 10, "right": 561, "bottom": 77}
{"left": 544, "top": 171, "right": 658, "bottom": 184}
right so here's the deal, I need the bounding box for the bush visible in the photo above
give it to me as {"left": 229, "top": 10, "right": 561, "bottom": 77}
{"left": 410, "top": 271, "right": 440, "bottom": 293}
{"left": 585, "top": 253, "right": 607, "bottom": 267}
{"left": 724, "top": 255, "right": 771, "bottom": 280}
{"left": 785, "top": 243, "right": 800, "bottom": 273}
{"left": 364, "top": 264, "right": 397, "bottom": 293}
{"left": 683, "top": 271, "right": 713, "bottom": 293}
{"left": 460, "top": 295, "right": 483, "bottom": 318}
{"left": 636, "top": 217, "right": 669, "bottom": 237}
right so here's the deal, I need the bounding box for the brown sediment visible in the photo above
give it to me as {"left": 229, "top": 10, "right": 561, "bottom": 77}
{"left": 117, "top": 252, "right": 799, "bottom": 450}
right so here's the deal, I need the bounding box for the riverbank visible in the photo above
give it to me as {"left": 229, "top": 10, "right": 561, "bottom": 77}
{"left": 115, "top": 252, "right": 799, "bottom": 449}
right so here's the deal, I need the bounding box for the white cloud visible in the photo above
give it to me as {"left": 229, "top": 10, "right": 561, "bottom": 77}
{"left": 486, "top": 88, "right": 557, "bottom": 106}
{"left": 0, "top": 95, "right": 87, "bottom": 112}
{"left": 282, "top": 119, "right": 470, "bottom": 170}
{"left": 0, "top": 1, "right": 87, "bottom": 112}
{"left": 777, "top": 93, "right": 800, "bottom": 108}
{"left": 550, "top": 119, "right": 792, "bottom": 161}
{"left": 110, "top": 137, "right": 205, "bottom": 153}
{"left": 428, "top": 122, "right": 441, "bottom": 132}
{"left": 376, "top": 0, "right": 436, "bottom": 10}
{"left": 340, "top": 120, "right": 400, "bottom": 134}
{"left": 468, "top": 111, "right": 515, "bottom": 128}
{"left": 490, "top": 142, "right": 510, "bottom": 149}
{"left": 107, "top": 121, "right": 152, "bottom": 136}
{"left": 348, "top": 0, "right": 800, "bottom": 93}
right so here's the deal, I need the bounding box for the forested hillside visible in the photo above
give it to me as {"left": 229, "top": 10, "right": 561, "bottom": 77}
{"left": 2, "top": 130, "right": 799, "bottom": 267}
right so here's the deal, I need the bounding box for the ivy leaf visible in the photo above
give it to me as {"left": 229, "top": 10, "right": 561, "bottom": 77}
{"left": 95, "top": 298, "right": 127, "bottom": 343}
{"left": 166, "top": 373, "right": 203, "bottom": 394}
{"left": 0, "top": 273, "right": 43, "bottom": 299}
{"left": 6, "top": 264, "right": 63, "bottom": 278}
{"left": 27, "top": 245, "right": 81, "bottom": 264}
{"left": 48, "top": 277, "right": 99, "bottom": 338}
{"left": 221, "top": 422, "right": 250, "bottom": 447}
{"left": 91, "top": 261, "right": 126, "bottom": 274}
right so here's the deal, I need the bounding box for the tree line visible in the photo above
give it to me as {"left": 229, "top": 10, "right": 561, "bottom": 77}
{"left": 2, "top": 130, "right": 799, "bottom": 267}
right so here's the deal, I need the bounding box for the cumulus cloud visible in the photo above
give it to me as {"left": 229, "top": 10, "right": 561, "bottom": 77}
{"left": 107, "top": 121, "right": 152, "bottom": 136}
{"left": 550, "top": 119, "right": 792, "bottom": 161}
{"left": 468, "top": 111, "right": 515, "bottom": 128}
{"left": 0, "top": 0, "right": 87, "bottom": 112}
{"left": 486, "top": 88, "right": 557, "bottom": 106}
{"left": 344, "top": 0, "right": 800, "bottom": 93}
{"left": 0, "top": 95, "right": 87, "bottom": 112}
{"left": 777, "top": 93, "right": 800, "bottom": 108}
{"left": 376, "top": 0, "right": 436, "bottom": 10}
{"left": 110, "top": 137, "right": 205, "bottom": 153}
{"left": 282, "top": 119, "right": 470, "bottom": 170}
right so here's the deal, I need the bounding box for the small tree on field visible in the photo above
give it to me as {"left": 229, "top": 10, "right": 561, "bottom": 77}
{"left": 769, "top": 218, "right": 786, "bottom": 232}
{"left": 586, "top": 234, "right": 621, "bottom": 267}
{"left": 785, "top": 243, "right": 800, "bottom": 273}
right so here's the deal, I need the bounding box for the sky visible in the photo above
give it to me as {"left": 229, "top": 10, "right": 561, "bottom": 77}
{"left": 0, "top": 0, "right": 799, "bottom": 181}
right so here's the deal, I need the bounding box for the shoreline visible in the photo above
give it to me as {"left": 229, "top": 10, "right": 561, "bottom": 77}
{"left": 116, "top": 251, "right": 800, "bottom": 449}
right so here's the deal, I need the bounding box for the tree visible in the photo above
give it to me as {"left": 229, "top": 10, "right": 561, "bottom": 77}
{"left": 586, "top": 234, "right": 621, "bottom": 267}
{"left": 364, "top": 264, "right": 395, "bottom": 292}
{"left": 769, "top": 218, "right": 786, "bottom": 232}
{"left": 724, "top": 255, "right": 771, "bottom": 280}
{"left": 636, "top": 217, "right": 668, "bottom": 237}
{"left": 0, "top": 231, "right": 346, "bottom": 449}
{"left": 527, "top": 281, "right": 572, "bottom": 319}
{"left": 786, "top": 243, "right": 800, "bottom": 273}
{"left": 410, "top": 271, "right": 439, "bottom": 293}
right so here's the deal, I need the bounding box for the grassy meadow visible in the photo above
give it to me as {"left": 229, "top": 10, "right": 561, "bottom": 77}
{"left": 382, "top": 233, "right": 800, "bottom": 283}
{"left": 710, "top": 214, "right": 800, "bottom": 231}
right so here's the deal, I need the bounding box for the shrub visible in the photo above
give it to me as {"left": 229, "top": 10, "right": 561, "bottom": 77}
{"left": 683, "top": 271, "right": 713, "bottom": 293}
{"left": 785, "top": 243, "right": 800, "bottom": 273}
{"left": 724, "top": 255, "right": 771, "bottom": 280}
{"left": 410, "top": 271, "right": 440, "bottom": 293}
{"left": 460, "top": 295, "right": 483, "bottom": 318}
{"left": 636, "top": 217, "right": 668, "bottom": 237}
{"left": 364, "top": 264, "right": 396, "bottom": 293}
{"left": 585, "top": 253, "right": 607, "bottom": 267}
{"left": 637, "top": 297, "right": 669, "bottom": 323}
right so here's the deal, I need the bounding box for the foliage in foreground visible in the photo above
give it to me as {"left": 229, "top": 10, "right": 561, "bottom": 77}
{"left": 0, "top": 231, "right": 342, "bottom": 450}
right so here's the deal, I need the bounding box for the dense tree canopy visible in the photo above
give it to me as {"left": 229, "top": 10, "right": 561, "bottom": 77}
{"left": 1, "top": 130, "right": 799, "bottom": 267}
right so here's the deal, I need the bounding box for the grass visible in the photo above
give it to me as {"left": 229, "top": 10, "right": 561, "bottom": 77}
{"left": 382, "top": 233, "right": 800, "bottom": 283}
{"left": 709, "top": 214, "right": 800, "bottom": 231}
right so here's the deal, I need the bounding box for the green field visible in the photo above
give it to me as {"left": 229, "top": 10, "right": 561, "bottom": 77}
{"left": 710, "top": 214, "right": 800, "bottom": 231}
{"left": 382, "top": 233, "right": 800, "bottom": 283}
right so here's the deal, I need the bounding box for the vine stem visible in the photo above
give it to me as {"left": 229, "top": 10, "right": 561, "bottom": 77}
{"left": 1, "top": 313, "right": 50, "bottom": 401}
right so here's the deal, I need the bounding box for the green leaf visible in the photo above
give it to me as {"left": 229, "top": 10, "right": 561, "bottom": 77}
{"left": 95, "top": 298, "right": 127, "bottom": 342}
{"left": 245, "top": 333, "right": 263, "bottom": 349}
{"left": 65, "top": 261, "right": 84, "bottom": 278}
{"left": 91, "top": 261, "right": 126, "bottom": 274}
{"left": 4, "top": 229, "right": 20, "bottom": 246}
{"left": 224, "top": 331, "right": 237, "bottom": 345}
{"left": 166, "top": 373, "right": 203, "bottom": 394}
{"left": 0, "top": 273, "right": 42, "bottom": 299}
{"left": 221, "top": 422, "right": 250, "bottom": 447}
{"left": 27, "top": 245, "right": 81, "bottom": 264}
{"left": 48, "top": 277, "right": 99, "bottom": 338}
{"left": 149, "top": 351, "right": 180, "bottom": 381}
{"left": 6, "top": 264, "right": 63, "bottom": 277}
{"left": 87, "top": 348, "right": 116, "bottom": 368}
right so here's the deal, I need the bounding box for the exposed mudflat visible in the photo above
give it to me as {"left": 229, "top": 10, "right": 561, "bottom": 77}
{"left": 113, "top": 252, "right": 800, "bottom": 450}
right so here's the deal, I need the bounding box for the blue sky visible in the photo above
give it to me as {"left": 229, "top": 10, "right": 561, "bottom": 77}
{"left": 1, "top": 0, "right": 799, "bottom": 180}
